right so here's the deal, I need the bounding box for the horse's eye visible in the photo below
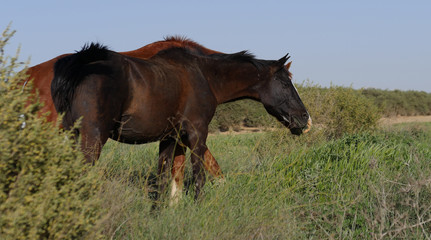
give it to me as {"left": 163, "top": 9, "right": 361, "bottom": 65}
{"left": 279, "top": 79, "right": 290, "bottom": 88}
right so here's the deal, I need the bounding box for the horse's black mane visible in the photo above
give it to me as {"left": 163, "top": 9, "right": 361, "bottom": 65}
{"left": 163, "top": 36, "right": 266, "bottom": 68}
{"left": 210, "top": 50, "right": 255, "bottom": 62}
{"left": 210, "top": 50, "right": 269, "bottom": 70}
{"left": 52, "top": 42, "right": 113, "bottom": 114}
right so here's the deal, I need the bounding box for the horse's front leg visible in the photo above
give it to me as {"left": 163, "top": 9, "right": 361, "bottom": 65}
{"left": 157, "top": 139, "right": 175, "bottom": 198}
{"left": 78, "top": 122, "right": 110, "bottom": 165}
{"left": 183, "top": 129, "right": 210, "bottom": 200}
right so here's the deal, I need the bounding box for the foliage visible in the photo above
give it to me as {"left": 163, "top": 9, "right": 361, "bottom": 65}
{"left": 0, "top": 25, "right": 104, "bottom": 240}
{"left": 362, "top": 88, "right": 431, "bottom": 116}
{"left": 297, "top": 81, "right": 381, "bottom": 137}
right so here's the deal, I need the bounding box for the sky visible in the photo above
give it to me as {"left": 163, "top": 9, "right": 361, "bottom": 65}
{"left": 2, "top": 1, "right": 430, "bottom": 92}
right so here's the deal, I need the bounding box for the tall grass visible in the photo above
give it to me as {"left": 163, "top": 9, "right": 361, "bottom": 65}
{"left": 96, "top": 123, "right": 431, "bottom": 239}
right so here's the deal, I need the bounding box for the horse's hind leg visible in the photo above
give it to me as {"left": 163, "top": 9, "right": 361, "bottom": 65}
{"left": 160, "top": 142, "right": 222, "bottom": 203}
{"left": 204, "top": 149, "right": 224, "bottom": 179}
{"left": 157, "top": 132, "right": 222, "bottom": 202}
{"left": 170, "top": 144, "right": 186, "bottom": 204}
{"left": 157, "top": 139, "right": 186, "bottom": 202}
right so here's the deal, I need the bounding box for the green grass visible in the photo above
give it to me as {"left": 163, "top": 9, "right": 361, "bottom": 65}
{"left": 94, "top": 123, "right": 431, "bottom": 239}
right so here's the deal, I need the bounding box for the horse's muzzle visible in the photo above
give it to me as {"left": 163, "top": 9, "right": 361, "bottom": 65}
{"left": 302, "top": 117, "right": 312, "bottom": 133}
{"left": 290, "top": 117, "right": 312, "bottom": 135}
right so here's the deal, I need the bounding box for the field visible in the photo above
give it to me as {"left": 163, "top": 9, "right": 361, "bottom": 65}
{"left": 2, "top": 27, "right": 431, "bottom": 239}
{"left": 92, "top": 121, "right": 431, "bottom": 239}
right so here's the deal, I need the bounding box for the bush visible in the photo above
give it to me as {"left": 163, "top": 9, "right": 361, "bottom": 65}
{"left": 0, "top": 25, "right": 104, "bottom": 240}
{"left": 362, "top": 88, "right": 431, "bottom": 116}
{"left": 298, "top": 81, "right": 381, "bottom": 137}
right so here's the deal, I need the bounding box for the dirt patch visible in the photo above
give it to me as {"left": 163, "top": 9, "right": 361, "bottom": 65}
{"left": 212, "top": 126, "right": 274, "bottom": 135}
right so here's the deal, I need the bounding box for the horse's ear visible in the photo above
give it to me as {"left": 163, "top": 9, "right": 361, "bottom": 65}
{"left": 277, "top": 53, "right": 290, "bottom": 68}
{"left": 285, "top": 61, "right": 292, "bottom": 71}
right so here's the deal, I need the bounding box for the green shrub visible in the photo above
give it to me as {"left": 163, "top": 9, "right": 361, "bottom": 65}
{"left": 0, "top": 25, "right": 104, "bottom": 240}
{"left": 298, "top": 81, "right": 381, "bottom": 137}
{"left": 362, "top": 88, "right": 431, "bottom": 116}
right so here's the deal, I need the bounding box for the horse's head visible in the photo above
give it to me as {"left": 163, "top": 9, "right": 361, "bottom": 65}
{"left": 259, "top": 54, "right": 311, "bottom": 135}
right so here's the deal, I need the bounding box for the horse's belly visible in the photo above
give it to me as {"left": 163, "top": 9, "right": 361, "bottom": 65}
{"left": 110, "top": 114, "right": 176, "bottom": 144}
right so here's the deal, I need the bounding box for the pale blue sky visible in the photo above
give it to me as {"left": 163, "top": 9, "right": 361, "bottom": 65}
{"left": 2, "top": 1, "right": 430, "bottom": 92}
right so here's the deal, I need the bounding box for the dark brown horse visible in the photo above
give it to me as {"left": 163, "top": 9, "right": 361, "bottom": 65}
{"left": 23, "top": 37, "right": 224, "bottom": 192}
{"left": 25, "top": 36, "right": 220, "bottom": 123}
{"left": 51, "top": 43, "right": 311, "bottom": 199}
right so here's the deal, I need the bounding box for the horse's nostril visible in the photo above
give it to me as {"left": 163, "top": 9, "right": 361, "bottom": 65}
{"left": 302, "top": 113, "right": 308, "bottom": 119}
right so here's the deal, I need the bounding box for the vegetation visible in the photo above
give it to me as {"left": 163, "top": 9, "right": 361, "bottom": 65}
{"left": 362, "top": 88, "right": 431, "bottom": 116}
{"left": 95, "top": 123, "right": 431, "bottom": 239}
{"left": 0, "top": 25, "right": 104, "bottom": 240}
{"left": 210, "top": 82, "right": 431, "bottom": 134}
{"left": 298, "top": 82, "right": 381, "bottom": 137}
{"left": 1, "top": 25, "right": 431, "bottom": 239}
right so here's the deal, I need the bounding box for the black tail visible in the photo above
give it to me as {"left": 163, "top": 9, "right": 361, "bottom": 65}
{"left": 51, "top": 43, "right": 111, "bottom": 114}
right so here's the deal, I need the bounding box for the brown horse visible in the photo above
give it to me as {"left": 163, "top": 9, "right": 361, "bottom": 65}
{"left": 51, "top": 43, "right": 311, "bottom": 199}
{"left": 24, "top": 37, "right": 224, "bottom": 192}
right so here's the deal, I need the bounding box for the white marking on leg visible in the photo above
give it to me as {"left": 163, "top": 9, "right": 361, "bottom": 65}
{"left": 169, "top": 179, "right": 182, "bottom": 206}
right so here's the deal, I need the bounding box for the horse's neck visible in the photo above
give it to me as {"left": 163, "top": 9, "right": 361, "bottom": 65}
{"left": 205, "top": 63, "right": 263, "bottom": 104}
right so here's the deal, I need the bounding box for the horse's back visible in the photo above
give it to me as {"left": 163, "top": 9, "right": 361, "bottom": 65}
{"left": 116, "top": 56, "right": 190, "bottom": 142}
